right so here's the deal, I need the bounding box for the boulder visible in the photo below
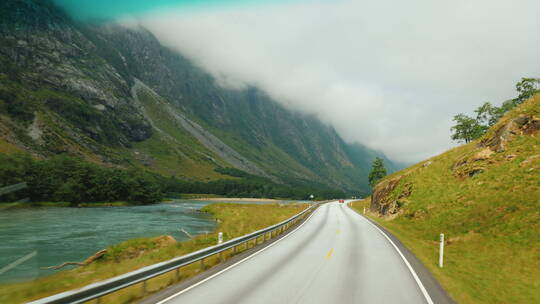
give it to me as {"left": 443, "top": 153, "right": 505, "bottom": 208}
{"left": 472, "top": 148, "right": 494, "bottom": 161}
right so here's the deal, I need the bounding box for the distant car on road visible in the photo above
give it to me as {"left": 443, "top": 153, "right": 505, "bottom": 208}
{"left": 339, "top": 199, "right": 344, "bottom": 203}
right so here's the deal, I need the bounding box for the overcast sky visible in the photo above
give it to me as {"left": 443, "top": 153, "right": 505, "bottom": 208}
{"left": 61, "top": 0, "right": 540, "bottom": 163}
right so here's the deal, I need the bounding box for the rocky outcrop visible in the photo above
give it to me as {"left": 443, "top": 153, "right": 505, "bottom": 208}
{"left": 370, "top": 175, "right": 413, "bottom": 217}
{"left": 481, "top": 115, "right": 539, "bottom": 152}
{"left": 451, "top": 114, "right": 539, "bottom": 178}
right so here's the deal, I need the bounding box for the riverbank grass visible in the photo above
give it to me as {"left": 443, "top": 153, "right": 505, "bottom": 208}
{"left": 0, "top": 203, "right": 308, "bottom": 303}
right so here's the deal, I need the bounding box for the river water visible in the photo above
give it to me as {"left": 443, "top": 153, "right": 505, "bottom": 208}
{"left": 0, "top": 199, "right": 285, "bottom": 283}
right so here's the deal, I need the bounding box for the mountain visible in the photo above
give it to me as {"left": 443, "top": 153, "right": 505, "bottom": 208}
{"left": 366, "top": 94, "right": 540, "bottom": 303}
{"left": 0, "top": 0, "right": 396, "bottom": 195}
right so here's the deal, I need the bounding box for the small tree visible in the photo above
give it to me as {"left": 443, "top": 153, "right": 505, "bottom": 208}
{"left": 368, "top": 157, "right": 387, "bottom": 188}
{"left": 450, "top": 113, "right": 486, "bottom": 143}
{"left": 474, "top": 102, "right": 503, "bottom": 127}
{"left": 450, "top": 77, "right": 539, "bottom": 144}
{"left": 514, "top": 78, "right": 540, "bottom": 104}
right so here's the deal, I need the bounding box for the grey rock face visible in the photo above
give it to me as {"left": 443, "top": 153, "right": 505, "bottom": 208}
{"left": 0, "top": 0, "right": 152, "bottom": 147}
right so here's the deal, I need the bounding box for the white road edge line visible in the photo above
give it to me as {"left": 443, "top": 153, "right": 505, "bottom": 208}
{"left": 156, "top": 203, "right": 325, "bottom": 304}
{"left": 346, "top": 203, "right": 434, "bottom": 304}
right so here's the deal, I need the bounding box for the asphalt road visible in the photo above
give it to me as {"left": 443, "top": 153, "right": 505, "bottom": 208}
{"left": 151, "top": 202, "right": 453, "bottom": 304}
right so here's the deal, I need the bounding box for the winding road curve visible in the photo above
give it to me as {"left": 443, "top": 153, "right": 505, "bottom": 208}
{"left": 149, "top": 202, "right": 453, "bottom": 304}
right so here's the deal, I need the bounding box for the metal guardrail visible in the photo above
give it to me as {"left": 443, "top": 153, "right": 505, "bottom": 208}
{"left": 0, "top": 182, "right": 27, "bottom": 196}
{"left": 29, "top": 203, "right": 319, "bottom": 304}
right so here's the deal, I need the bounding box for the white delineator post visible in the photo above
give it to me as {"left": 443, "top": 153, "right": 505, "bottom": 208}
{"left": 218, "top": 232, "right": 223, "bottom": 244}
{"left": 363, "top": 207, "right": 366, "bottom": 214}
{"left": 439, "top": 233, "right": 444, "bottom": 268}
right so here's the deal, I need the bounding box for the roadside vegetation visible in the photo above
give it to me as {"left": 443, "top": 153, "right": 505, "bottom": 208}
{"left": 352, "top": 93, "right": 540, "bottom": 303}
{"left": 0, "top": 203, "right": 308, "bottom": 303}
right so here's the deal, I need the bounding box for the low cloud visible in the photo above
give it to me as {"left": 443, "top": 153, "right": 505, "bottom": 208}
{"left": 125, "top": 0, "right": 540, "bottom": 162}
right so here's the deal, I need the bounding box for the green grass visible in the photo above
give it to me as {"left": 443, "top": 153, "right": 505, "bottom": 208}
{"left": 0, "top": 138, "right": 22, "bottom": 154}
{"left": 0, "top": 203, "right": 308, "bottom": 303}
{"left": 351, "top": 95, "right": 540, "bottom": 303}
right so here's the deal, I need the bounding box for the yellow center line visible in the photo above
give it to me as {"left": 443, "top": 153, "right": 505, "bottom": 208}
{"left": 326, "top": 248, "right": 334, "bottom": 259}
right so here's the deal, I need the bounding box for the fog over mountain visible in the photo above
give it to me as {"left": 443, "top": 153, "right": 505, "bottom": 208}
{"left": 56, "top": 0, "right": 540, "bottom": 162}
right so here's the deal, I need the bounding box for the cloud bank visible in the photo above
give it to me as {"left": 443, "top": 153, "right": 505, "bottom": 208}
{"left": 122, "top": 0, "right": 539, "bottom": 162}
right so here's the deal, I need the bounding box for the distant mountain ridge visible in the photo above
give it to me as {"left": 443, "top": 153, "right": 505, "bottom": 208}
{"left": 0, "top": 0, "right": 397, "bottom": 195}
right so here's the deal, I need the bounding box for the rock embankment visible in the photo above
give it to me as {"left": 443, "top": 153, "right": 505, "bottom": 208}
{"left": 370, "top": 175, "right": 412, "bottom": 218}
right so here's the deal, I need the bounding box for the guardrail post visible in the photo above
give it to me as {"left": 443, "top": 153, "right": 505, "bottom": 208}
{"left": 233, "top": 245, "right": 237, "bottom": 254}
{"left": 141, "top": 280, "right": 147, "bottom": 297}
{"left": 439, "top": 233, "right": 444, "bottom": 268}
{"left": 175, "top": 268, "right": 180, "bottom": 282}
{"left": 219, "top": 251, "right": 223, "bottom": 262}
{"left": 200, "top": 259, "right": 205, "bottom": 271}
{"left": 95, "top": 297, "right": 101, "bottom": 304}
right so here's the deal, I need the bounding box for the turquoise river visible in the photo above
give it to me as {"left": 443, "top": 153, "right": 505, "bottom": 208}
{"left": 0, "top": 199, "right": 290, "bottom": 283}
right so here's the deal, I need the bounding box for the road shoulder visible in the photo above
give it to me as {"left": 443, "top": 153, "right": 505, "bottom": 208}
{"left": 347, "top": 204, "right": 455, "bottom": 304}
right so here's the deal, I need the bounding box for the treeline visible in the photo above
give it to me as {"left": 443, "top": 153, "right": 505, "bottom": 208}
{"left": 0, "top": 154, "right": 345, "bottom": 205}
{"left": 451, "top": 78, "right": 539, "bottom": 143}
{"left": 163, "top": 173, "right": 345, "bottom": 201}
{"left": 0, "top": 154, "right": 163, "bottom": 204}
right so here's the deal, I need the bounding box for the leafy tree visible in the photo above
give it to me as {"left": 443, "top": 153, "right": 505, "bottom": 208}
{"left": 514, "top": 77, "right": 540, "bottom": 104}
{"left": 450, "top": 78, "right": 539, "bottom": 144}
{"left": 450, "top": 114, "right": 486, "bottom": 143}
{"left": 368, "top": 157, "right": 387, "bottom": 187}
{"left": 474, "top": 102, "right": 503, "bottom": 127}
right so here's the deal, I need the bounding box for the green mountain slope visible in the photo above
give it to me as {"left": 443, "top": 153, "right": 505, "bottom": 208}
{"left": 364, "top": 94, "right": 540, "bottom": 303}
{"left": 0, "top": 0, "right": 395, "bottom": 194}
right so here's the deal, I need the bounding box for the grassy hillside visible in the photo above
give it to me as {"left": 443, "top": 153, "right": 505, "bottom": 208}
{"left": 355, "top": 94, "right": 539, "bottom": 303}
{"left": 127, "top": 88, "right": 231, "bottom": 180}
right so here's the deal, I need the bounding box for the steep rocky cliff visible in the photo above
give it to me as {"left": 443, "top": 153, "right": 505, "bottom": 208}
{"left": 0, "top": 0, "right": 396, "bottom": 194}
